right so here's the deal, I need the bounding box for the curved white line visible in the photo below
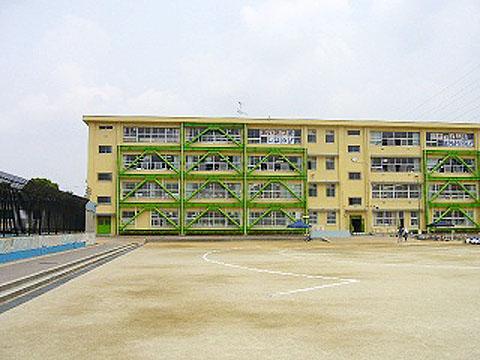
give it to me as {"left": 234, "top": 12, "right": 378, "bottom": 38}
{"left": 202, "top": 250, "right": 358, "bottom": 297}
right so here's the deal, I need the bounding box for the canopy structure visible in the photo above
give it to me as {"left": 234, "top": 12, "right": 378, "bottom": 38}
{"left": 287, "top": 220, "right": 310, "bottom": 229}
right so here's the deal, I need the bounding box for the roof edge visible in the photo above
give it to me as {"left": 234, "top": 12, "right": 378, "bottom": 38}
{"left": 82, "top": 115, "right": 480, "bottom": 128}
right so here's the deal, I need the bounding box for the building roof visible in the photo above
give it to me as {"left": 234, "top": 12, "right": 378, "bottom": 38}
{"left": 83, "top": 115, "right": 480, "bottom": 129}
{"left": 0, "top": 171, "right": 28, "bottom": 190}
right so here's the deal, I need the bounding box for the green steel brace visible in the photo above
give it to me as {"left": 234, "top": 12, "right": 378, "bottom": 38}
{"left": 116, "top": 145, "right": 121, "bottom": 235}
{"left": 119, "top": 207, "right": 147, "bottom": 231}
{"left": 185, "top": 180, "right": 241, "bottom": 202}
{"left": 249, "top": 180, "right": 302, "bottom": 201}
{"left": 116, "top": 124, "right": 308, "bottom": 235}
{"left": 243, "top": 123, "right": 248, "bottom": 234}
{"left": 180, "top": 123, "right": 185, "bottom": 235}
{"left": 185, "top": 125, "right": 242, "bottom": 147}
{"left": 152, "top": 207, "right": 180, "bottom": 229}
{"left": 247, "top": 207, "right": 298, "bottom": 231}
{"left": 152, "top": 179, "right": 180, "bottom": 200}
{"left": 303, "top": 147, "right": 308, "bottom": 219}
{"left": 424, "top": 149, "right": 480, "bottom": 232}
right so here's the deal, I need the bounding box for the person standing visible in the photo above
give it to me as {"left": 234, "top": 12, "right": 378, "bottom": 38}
{"left": 397, "top": 226, "right": 403, "bottom": 243}
{"left": 403, "top": 227, "right": 409, "bottom": 242}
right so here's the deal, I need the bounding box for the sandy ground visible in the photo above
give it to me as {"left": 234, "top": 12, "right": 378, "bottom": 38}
{"left": 1, "top": 236, "right": 479, "bottom": 359}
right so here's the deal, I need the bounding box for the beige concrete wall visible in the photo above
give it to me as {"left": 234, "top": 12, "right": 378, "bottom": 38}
{"left": 85, "top": 116, "right": 480, "bottom": 235}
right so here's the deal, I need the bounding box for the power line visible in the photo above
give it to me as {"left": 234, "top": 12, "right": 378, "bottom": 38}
{"left": 403, "top": 61, "right": 480, "bottom": 119}
{"left": 441, "top": 93, "right": 480, "bottom": 120}
{"left": 414, "top": 76, "right": 480, "bottom": 120}
{"left": 451, "top": 98, "right": 480, "bottom": 121}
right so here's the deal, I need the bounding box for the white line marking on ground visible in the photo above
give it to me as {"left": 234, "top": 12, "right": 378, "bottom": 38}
{"left": 201, "top": 250, "right": 358, "bottom": 297}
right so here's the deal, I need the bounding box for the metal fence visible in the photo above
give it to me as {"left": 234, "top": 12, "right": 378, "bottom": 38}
{"left": 0, "top": 179, "right": 88, "bottom": 237}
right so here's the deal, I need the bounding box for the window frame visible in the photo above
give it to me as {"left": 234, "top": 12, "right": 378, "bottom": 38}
{"left": 326, "top": 183, "right": 336, "bottom": 197}
{"left": 97, "top": 172, "right": 113, "bottom": 181}
{"left": 98, "top": 145, "right": 112, "bottom": 154}
{"left": 326, "top": 211, "right": 337, "bottom": 225}
{"left": 307, "top": 129, "right": 317, "bottom": 143}
{"left": 325, "top": 156, "right": 335, "bottom": 170}
{"left": 348, "top": 172, "right": 361, "bottom": 180}
{"left": 347, "top": 145, "right": 361, "bottom": 153}
{"left": 325, "top": 130, "right": 335, "bottom": 143}
{"left": 348, "top": 197, "right": 362, "bottom": 206}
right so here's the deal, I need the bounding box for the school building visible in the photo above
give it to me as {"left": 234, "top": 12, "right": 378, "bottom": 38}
{"left": 83, "top": 116, "right": 480, "bottom": 236}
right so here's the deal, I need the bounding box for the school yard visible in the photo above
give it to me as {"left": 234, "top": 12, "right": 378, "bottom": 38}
{"left": 1, "top": 236, "right": 479, "bottom": 359}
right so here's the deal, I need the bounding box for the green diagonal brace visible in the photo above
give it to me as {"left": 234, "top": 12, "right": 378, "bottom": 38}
{"left": 122, "top": 179, "right": 148, "bottom": 200}
{"left": 153, "top": 151, "right": 180, "bottom": 173}
{"left": 153, "top": 207, "right": 180, "bottom": 229}
{"left": 119, "top": 208, "right": 146, "bottom": 231}
{"left": 216, "top": 208, "right": 241, "bottom": 228}
{"left": 153, "top": 179, "right": 179, "bottom": 200}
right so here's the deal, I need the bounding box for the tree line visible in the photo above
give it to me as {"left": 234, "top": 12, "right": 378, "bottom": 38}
{"left": 0, "top": 178, "right": 88, "bottom": 237}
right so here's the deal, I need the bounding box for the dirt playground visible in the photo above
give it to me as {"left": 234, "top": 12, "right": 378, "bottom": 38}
{"left": 1, "top": 236, "right": 479, "bottom": 359}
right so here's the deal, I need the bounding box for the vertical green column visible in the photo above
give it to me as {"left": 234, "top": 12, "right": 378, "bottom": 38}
{"left": 243, "top": 124, "right": 248, "bottom": 235}
{"left": 180, "top": 123, "right": 185, "bottom": 235}
{"left": 303, "top": 148, "right": 308, "bottom": 217}
{"left": 116, "top": 145, "right": 121, "bottom": 236}
{"left": 422, "top": 150, "right": 429, "bottom": 232}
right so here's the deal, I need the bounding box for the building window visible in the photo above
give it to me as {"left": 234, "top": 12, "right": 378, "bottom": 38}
{"left": 410, "top": 211, "right": 419, "bottom": 227}
{"left": 370, "top": 131, "right": 420, "bottom": 146}
{"left": 186, "top": 127, "right": 241, "bottom": 144}
{"left": 97, "top": 196, "right": 111, "bottom": 204}
{"left": 371, "top": 157, "right": 420, "bottom": 172}
{"left": 249, "top": 182, "right": 301, "bottom": 199}
{"left": 189, "top": 182, "right": 242, "bottom": 199}
{"left": 99, "top": 145, "right": 112, "bottom": 154}
{"left": 99, "top": 125, "right": 113, "bottom": 130}
{"left": 348, "top": 145, "right": 360, "bottom": 153}
{"left": 347, "top": 130, "right": 360, "bottom": 136}
{"left": 432, "top": 210, "right": 474, "bottom": 227}
{"left": 307, "top": 129, "right": 317, "bottom": 143}
{"left": 327, "top": 211, "right": 337, "bottom": 224}
{"left": 348, "top": 197, "right": 362, "bottom": 206}
{"left": 151, "top": 210, "right": 178, "bottom": 228}
{"left": 123, "top": 127, "right": 179, "bottom": 143}
{"left": 247, "top": 129, "right": 301, "bottom": 144}
{"left": 309, "top": 210, "right": 318, "bottom": 225}
{"left": 427, "top": 157, "right": 475, "bottom": 173}
{"left": 326, "top": 183, "right": 336, "bottom": 197}
{"left": 348, "top": 172, "right": 361, "bottom": 180}
{"left": 187, "top": 210, "right": 241, "bottom": 228}
{"left": 307, "top": 156, "right": 317, "bottom": 170}
{"left": 374, "top": 211, "right": 396, "bottom": 226}
{"left": 248, "top": 155, "right": 302, "bottom": 172}
{"left": 121, "top": 210, "right": 136, "bottom": 225}
{"left": 188, "top": 155, "right": 241, "bottom": 171}
{"left": 97, "top": 173, "right": 112, "bottom": 181}
{"left": 249, "top": 210, "right": 300, "bottom": 227}
{"left": 123, "top": 154, "right": 179, "bottom": 171}
{"left": 308, "top": 183, "right": 318, "bottom": 197}
{"left": 325, "top": 130, "right": 335, "bottom": 143}
{"left": 372, "top": 183, "right": 421, "bottom": 199}
{"left": 122, "top": 181, "right": 179, "bottom": 199}
{"left": 429, "top": 184, "right": 477, "bottom": 200}
{"left": 426, "top": 132, "right": 474, "bottom": 148}
{"left": 325, "top": 157, "right": 335, "bottom": 170}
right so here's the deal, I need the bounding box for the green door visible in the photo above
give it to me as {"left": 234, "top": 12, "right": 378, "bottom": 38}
{"left": 97, "top": 216, "right": 112, "bottom": 235}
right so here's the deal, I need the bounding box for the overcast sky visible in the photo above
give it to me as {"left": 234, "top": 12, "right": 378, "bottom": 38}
{"left": 1, "top": 0, "right": 480, "bottom": 195}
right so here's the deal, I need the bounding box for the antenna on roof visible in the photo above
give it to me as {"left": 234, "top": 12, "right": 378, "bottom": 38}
{"left": 236, "top": 101, "right": 248, "bottom": 116}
